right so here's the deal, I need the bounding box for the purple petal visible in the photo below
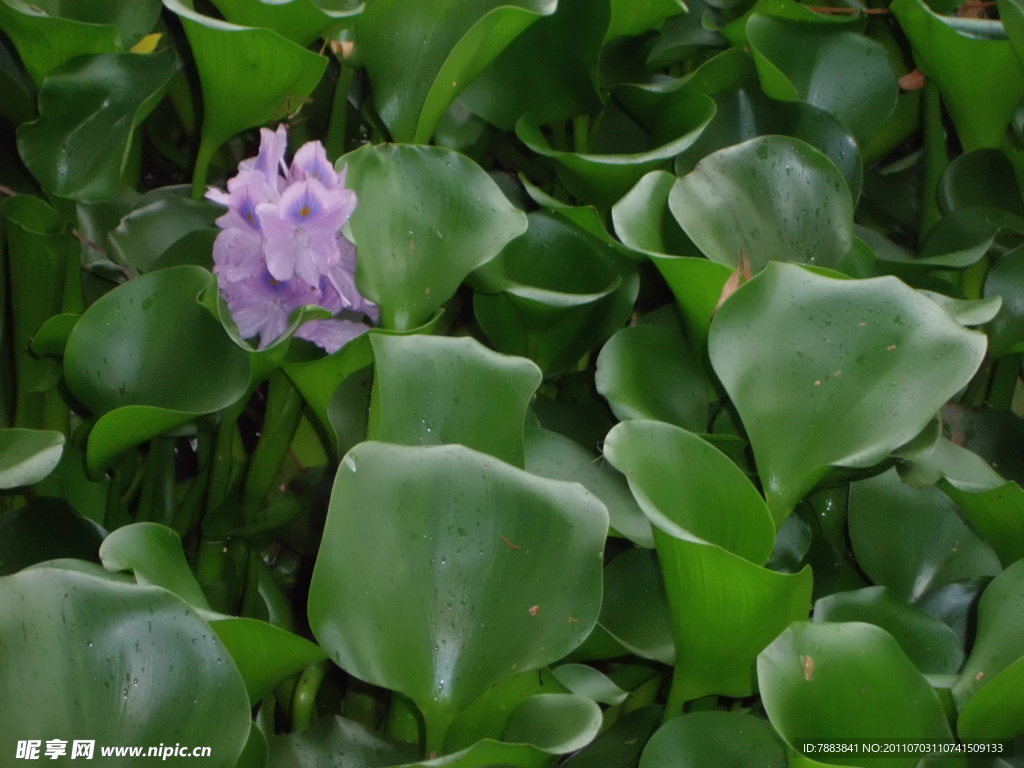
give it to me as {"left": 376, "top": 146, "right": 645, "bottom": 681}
{"left": 289, "top": 141, "right": 339, "bottom": 188}
{"left": 212, "top": 227, "right": 263, "bottom": 283}
{"left": 295, "top": 316, "right": 372, "bottom": 354}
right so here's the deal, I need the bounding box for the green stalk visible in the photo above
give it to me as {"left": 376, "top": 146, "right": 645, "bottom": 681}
{"left": 171, "top": 433, "right": 212, "bottom": 536}
{"left": 572, "top": 114, "right": 590, "bottom": 154}
{"left": 206, "top": 397, "right": 247, "bottom": 516}
{"left": 325, "top": 63, "right": 355, "bottom": 161}
{"left": 240, "top": 371, "right": 303, "bottom": 523}
{"left": 291, "top": 662, "right": 327, "bottom": 732}
{"left": 190, "top": 135, "right": 218, "bottom": 201}
{"left": 919, "top": 82, "right": 947, "bottom": 244}
{"left": 136, "top": 438, "right": 177, "bottom": 526}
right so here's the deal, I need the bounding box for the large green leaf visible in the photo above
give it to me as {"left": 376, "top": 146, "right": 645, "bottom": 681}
{"left": 17, "top": 51, "right": 177, "bottom": 202}
{"left": 0, "top": 427, "right": 64, "bottom": 488}
{"left": 638, "top": 711, "right": 787, "bottom": 768}
{"left": 108, "top": 186, "right": 219, "bottom": 273}
{"left": 847, "top": 469, "right": 1001, "bottom": 602}
{"left": 358, "top": 0, "right": 556, "bottom": 143}
{"left": 604, "top": 420, "right": 812, "bottom": 703}
{"left": 63, "top": 266, "right": 250, "bottom": 474}
{"left": 162, "top": 0, "right": 326, "bottom": 196}
{"left": 937, "top": 149, "right": 1024, "bottom": 216}
{"left": 0, "top": 568, "right": 251, "bottom": 765}
{"left": 709, "top": 262, "right": 987, "bottom": 521}
{"left": 892, "top": 0, "right": 1024, "bottom": 153}
{"left": 0, "top": 0, "right": 123, "bottom": 84}
{"left": 746, "top": 15, "right": 897, "bottom": 147}
{"left": 472, "top": 212, "right": 638, "bottom": 376}
{"left": 758, "top": 622, "right": 954, "bottom": 767}
{"left": 209, "top": 0, "right": 360, "bottom": 46}
{"left": 516, "top": 90, "right": 715, "bottom": 209}
{"left": 813, "top": 586, "right": 964, "bottom": 675}
{"left": 460, "top": 0, "right": 606, "bottom": 130}
{"left": 267, "top": 716, "right": 416, "bottom": 768}
{"left": 598, "top": 548, "right": 673, "bottom": 663}
{"left": 99, "top": 523, "right": 210, "bottom": 609}
{"left": 342, "top": 143, "right": 527, "bottom": 330}
{"left": 369, "top": 333, "right": 541, "bottom": 467}
{"left": 307, "top": 442, "right": 608, "bottom": 749}
{"left": 985, "top": 245, "right": 1024, "bottom": 356}
{"left": 670, "top": 136, "right": 854, "bottom": 272}
{"left": 607, "top": 0, "right": 686, "bottom": 39}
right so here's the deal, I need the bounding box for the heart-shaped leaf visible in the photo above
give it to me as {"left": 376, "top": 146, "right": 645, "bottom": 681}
{"left": 639, "top": 711, "right": 787, "bottom": 768}
{"left": 709, "top": 262, "right": 987, "bottom": 521}
{"left": 0, "top": 428, "right": 64, "bottom": 489}
{"left": 308, "top": 442, "right": 608, "bottom": 750}
{"left": 17, "top": 51, "right": 177, "bottom": 202}
{"left": 342, "top": 143, "right": 527, "bottom": 330}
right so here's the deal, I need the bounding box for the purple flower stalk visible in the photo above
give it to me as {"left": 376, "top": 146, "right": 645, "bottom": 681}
{"left": 207, "top": 125, "right": 377, "bottom": 353}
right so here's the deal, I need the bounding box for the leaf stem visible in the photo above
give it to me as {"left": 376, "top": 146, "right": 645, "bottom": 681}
{"left": 326, "top": 62, "right": 355, "bottom": 161}
{"left": 291, "top": 662, "right": 327, "bottom": 732}
{"left": 241, "top": 371, "right": 304, "bottom": 523}
{"left": 919, "top": 82, "right": 946, "bottom": 243}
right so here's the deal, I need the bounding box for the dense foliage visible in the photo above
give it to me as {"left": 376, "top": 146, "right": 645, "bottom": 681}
{"left": 2, "top": 0, "right": 1024, "bottom": 766}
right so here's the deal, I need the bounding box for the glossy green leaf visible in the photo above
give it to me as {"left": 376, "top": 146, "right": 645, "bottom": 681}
{"left": 369, "top": 333, "right": 541, "bottom": 467}
{"left": 267, "top": 715, "right": 416, "bottom": 768}
{"left": 985, "top": 245, "right": 1024, "bottom": 356}
{"left": 99, "top": 522, "right": 210, "bottom": 609}
{"left": 746, "top": 15, "right": 897, "bottom": 147}
{"left": 17, "top": 51, "right": 177, "bottom": 202}
{"left": 0, "top": 427, "right": 64, "bottom": 488}
{"left": 918, "top": 291, "right": 1001, "bottom": 326}
{"left": 524, "top": 426, "right": 652, "bottom": 547}
{"left": 0, "top": 0, "right": 123, "bottom": 84}
{"left": 162, "top": 0, "right": 326, "bottom": 195}
{"left": 108, "top": 186, "right": 219, "bottom": 272}
{"left": 847, "top": 469, "right": 1001, "bottom": 602}
{"left": 0, "top": 498, "right": 105, "bottom": 575}
{"left": 607, "top": 0, "right": 686, "bottom": 39}
{"left": 552, "top": 664, "right": 628, "bottom": 705}
{"left": 359, "top": 0, "right": 556, "bottom": 143}
{"left": 957, "top": 655, "right": 1024, "bottom": 742}
{"left": 670, "top": 136, "right": 853, "bottom": 272}
{"left": 63, "top": 266, "right": 249, "bottom": 474}
{"left": 938, "top": 149, "right": 1024, "bottom": 216}
{"left": 210, "top": 0, "right": 360, "bottom": 46}
{"left": 892, "top": 0, "right": 1024, "bottom": 153}
{"left": 639, "top": 711, "right": 787, "bottom": 768}
{"left": 672, "top": 49, "right": 863, "bottom": 199}
{"left": 472, "top": 212, "right": 638, "bottom": 376}
{"left": 605, "top": 420, "right": 812, "bottom": 702}
{"left": 599, "top": 548, "right": 674, "bottom": 664}
{"left": 942, "top": 480, "right": 1024, "bottom": 568}
{"left": 953, "top": 559, "right": 1024, "bottom": 709}
{"left": 0, "top": 568, "right": 251, "bottom": 765}
{"left": 596, "top": 322, "right": 708, "bottom": 432}
{"left": 342, "top": 143, "right": 527, "bottom": 330}
{"left": 709, "top": 262, "right": 987, "bottom": 521}
{"left": 460, "top": 0, "right": 606, "bottom": 130}
{"left": 759, "top": 621, "right": 954, "bottom": 767}
{"left": 308, "top": 442, "right": 608, "bottom": 748}
{"left": 813, "top": 586, "right": 964, "bottom": 675}
{"left": 516, "top": 90, "right": 715, "bottom": 209}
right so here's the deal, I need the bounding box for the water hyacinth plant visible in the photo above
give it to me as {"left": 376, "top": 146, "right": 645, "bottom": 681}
{"left": 1, "top": 0, "right": 1024, "bottom": 766}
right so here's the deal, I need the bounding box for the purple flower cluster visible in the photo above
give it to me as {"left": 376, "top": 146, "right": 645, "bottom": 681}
{"left": 207, "top": 125, "right": 378, "bottom": 353}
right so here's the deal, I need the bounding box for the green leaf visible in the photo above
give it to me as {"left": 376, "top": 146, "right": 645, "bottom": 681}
{"left": 599, "top": 548, "right": 674, "bottom": 664}
{"left": 551, "top": 664, "right": 628, "bottom": 705}
{"left": 267, "top": 715, "right": 416, "bottom": 768}
{"left": 638, "top": 711, "right": 787, "bottom": 768}
{"left": 162, "top": 0, "right": 326, "bottom": 196}
{"left": 942, "top": 480, "right": 1024, "bottom": 568}
{"left": 953, "top": 559, "right": 1024, "bottom": 709}
{"left": 0, "top": 568, "right": 251, "bottom": 765}
{"left": 607, "top": 0, "right": 686, "bottom": 39}
{"left": 0, "top": 0, "right": 123, "bottom": 84}
{"left": 0, "top": 498, "right": 105, "bottom": 576}
{"left": 209, "top": 0, "right": 360, "bottom": 47}
{"left": 709, "top": 262, "right": 987, "bottom": 521}
{"left": 472, "top": 212, "right": 638, "bottom": 376}
{"left": 369, "top": 333, "right": 541, "bottom": 467}
{"left": 342, "top": 143, "right": 527, "bottom": 330}
{"left": 847, "top": 469, "right": 1001, "bottom": 602}
{"left": 759, "top": 622, "right": 954, "bottom": 767}
{"left": 813, "top": 586, "right": 964, "bottom": 675}
{"left": 516, "top": 90, "right": 715, "bottom": 209}
{"left": 563, "top": 706, "right": 662, "bottom": 768}
{"left": 99, "top": 522, "right": 210, "bottom": 610}
{"left": 108, "top": 186, "right": 219, "bottom": 272}
{"left": 670, "top": 136, "right": 854, "bottom": 272}
{"left": 523, "top": 426, "right": 653, "bottom": 548}
{"left": 308, "top": 442, "right": 608, "bottom": 748}
{"left": 460, "top": 0, "right": 606, "bottom": 130}
{"left": 604, "top": 420, "right": 812, "bottom": 702}
{"left": 63, "top": 266, "right": 250, "bottom": 474}
{"left": 358, "top": 0, "right": 556, "bottom": 143}
{"left": 957, "top": 655, "right": 1024, "bottom": 741}
{"left": 892, "top": 0, "right": 1024, "bottom": 153}
{"left": 937, "top": 149, "right": 1024, "bottom": 216}
{"left": 596, "top": 322, "right": 708, "bottom": 432}
{"left": 746, "top": 15, "right": 898, "bottom": 147}
{"left": 985, "top": 245, "right": 1024, "bottom": 356}
{"left": 0, "top": 427, "right": 64, "bottom": 488}
{"left": 17, "top": 51, "right": 177, "bottom": 202}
